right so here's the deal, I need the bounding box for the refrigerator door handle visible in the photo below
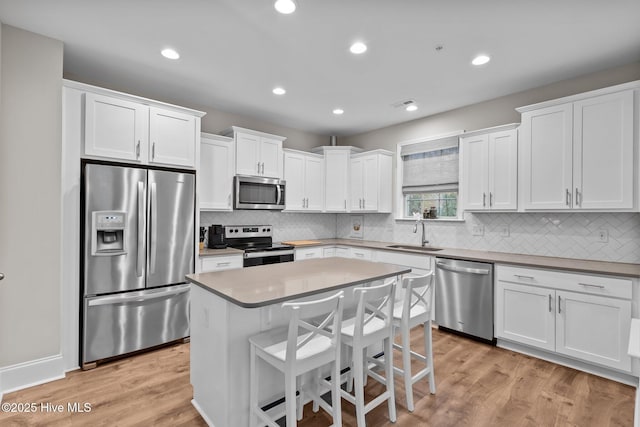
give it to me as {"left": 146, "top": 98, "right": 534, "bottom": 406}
{"left": 136, "top": 181, "right": 145, "bottom": 277}
{"left": 150, "top": 182, "right": 158, "bottom": 274}
{"left": 87, "top": 285, "right": 190, "bottom": 307}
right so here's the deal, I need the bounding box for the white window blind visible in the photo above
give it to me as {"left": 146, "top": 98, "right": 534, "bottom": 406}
{"left": 401, "top": 135, "right": 459, "bottom": 194}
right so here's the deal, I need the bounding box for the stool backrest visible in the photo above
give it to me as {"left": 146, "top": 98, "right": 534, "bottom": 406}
{"left": 353, "top": 279, "right": 396, "bottom": 339}
{"left": 282, "top": 291, "right": 345, "bottom": 362}
{"left": 400, "top": 272, "right": 434, "bottom": 321}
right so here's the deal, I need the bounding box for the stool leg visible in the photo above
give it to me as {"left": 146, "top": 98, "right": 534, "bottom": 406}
{"left": 297, "top": 375, "right": 304, "bottom": 420}
{"left": 384, "top": 336, "right": 397, "bottom": 422}
{"left": 331, "top": 359, "right": 342, "bottom": 427}
{"left": 313, "top": 368, "right": 320, "bottom": 413}
{"left": 346, "top": 345, "right": 354, "bottom": 392}
{"left": 285, "top": 372, "right": 298, "bottom": 427}
{"left": 425, "top": 322, "right": 436, "bottom": 394}
{"left": 353, "top": 346, "right": 366, "bottom": 427}
{"left": 401, "top": 324, "right": 414, "bottom": 412}
{"left": 362, "top": 348, "right": 368, "bottom": 386}
{"left": 249, "top": 344, "right": 258, "bottom": 427}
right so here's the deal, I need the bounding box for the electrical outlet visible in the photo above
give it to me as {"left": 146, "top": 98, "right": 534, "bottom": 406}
{"left": 499, "top": 225, "right": 510, "bottom": 237}
{"left": 472, "top": 224, "right": 484, "bottom": 236}
{"left": 597, "top": 230, "right": 609, "bottom": 243}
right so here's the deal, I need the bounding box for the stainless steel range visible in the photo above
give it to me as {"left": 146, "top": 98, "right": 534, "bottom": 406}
{"left": 224, "top": 225, "right": 294, "bottom": 267}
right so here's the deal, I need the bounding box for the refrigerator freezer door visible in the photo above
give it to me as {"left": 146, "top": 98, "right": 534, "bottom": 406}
{"left": 83, "top": 284, "right": 190, "bottom": 363}
{"left": 146, "top": 169, "right": 195, "bottom": 288}
{"left": 84, "top": 164, "right": 147, "bottom": 295}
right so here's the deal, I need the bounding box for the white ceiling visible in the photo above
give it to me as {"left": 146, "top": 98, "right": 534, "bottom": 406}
{"left": 1, "top": 0, "right": 639, "bottom": 136}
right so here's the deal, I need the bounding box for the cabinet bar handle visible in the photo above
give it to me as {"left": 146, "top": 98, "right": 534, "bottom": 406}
{"left": 548, "top": 294, "right": 552, "bottom": 312}
{"left": 565, "top": 189, "right": 571, "bottom": 206}
{"left": 514, "top": 274, "right": 535, "bottom": 280}
{"left": 228, "top": 194, "right": 231, "bottom": 207}
{"left": 136, "top": 140, "right": 140, "bottom": 158}
{"left": 216, "top": 262, "right": 231, "bottom": 267}
{"left": 489, "top": 192, "right": 493, "bottom": 207}
{"left": 483, "top": 192, "right": 486, "bottom": 207}
{"left": 152, "top": 142, "right": 156, "bottom": 159}
{"left": 257, "top": 161, "right": 261, "bottom": 174}
{"left": 261, "top": 162, "right": 265, "bottom": 175}
{"left": 558, "top": 295, "right": 561, "bottom": 314}
{"left": 344, "top": 200, "right": 346, "bottom": 210}
{"left": 579, "top": 283, "right": 605, "bottom": 289}
{"left": 575, "top": 188, "right": 581, "bottom": 207}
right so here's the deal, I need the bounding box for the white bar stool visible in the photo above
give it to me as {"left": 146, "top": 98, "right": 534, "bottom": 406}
{"left": 392, "top": 272, "right": 436, "bottom": 411}
{"left": 249, "top": 291, "right": 345, "bottom": 427}
{"left": 339, "top": 279, "right": 397, "bottom": 427}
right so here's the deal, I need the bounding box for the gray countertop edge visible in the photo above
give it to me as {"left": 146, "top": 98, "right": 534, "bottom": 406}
{"left": 280, "top": 239, "right": 640, "bottom": 278}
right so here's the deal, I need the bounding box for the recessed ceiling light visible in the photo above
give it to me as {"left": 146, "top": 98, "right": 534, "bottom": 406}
{"left": 349, "top": 42, "right": 367, "bottom": 55}
{"left": 272, "top": 87, "right": 286, "bottom": 95}
{"left": 161, "top": 48, "right": 180, "bottom": 60}
{"left": 274, "top": 0, "right": 296, "bottom": 14}
{"left": 472, "top": 54, "right": 491, "bottom": 66}
{"left": 406, "top": 104, "right": 418, "bottom": 112}
{"left": 333, "top": 108, "right": 344, "bottom": 115}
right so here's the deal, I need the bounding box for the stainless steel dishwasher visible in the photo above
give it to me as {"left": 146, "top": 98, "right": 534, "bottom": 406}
{"left": 435, "top": 258, "right": 494, "bottom": 342}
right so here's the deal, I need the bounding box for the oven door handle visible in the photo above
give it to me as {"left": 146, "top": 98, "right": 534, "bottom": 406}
{"left": 244, "top": 249, "right": 295, "bottom": 259}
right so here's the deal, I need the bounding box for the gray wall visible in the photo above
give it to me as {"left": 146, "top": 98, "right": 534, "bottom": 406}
{"left": 0, "top": 25, "right": 63, "bottom": 367}
{"left": 342, "top": 62, "right": 640, "bottom": 149}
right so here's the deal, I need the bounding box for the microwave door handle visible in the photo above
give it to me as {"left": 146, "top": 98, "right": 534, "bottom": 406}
{"left": 149, "top": 182, "right": 158, "bottom": 274}
{"left": 276, "top": 184, "right": 282, "bottom": 205}
{"left": 136, "top": 181, "right": 145, "bottom": 277}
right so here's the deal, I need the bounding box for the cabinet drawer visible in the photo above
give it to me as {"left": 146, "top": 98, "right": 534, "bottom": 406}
{"left": 350, "top": 248, "right": 373, "bottom": 261}
{"left": 496, "top": 264, "right": 632, "bottom": 299}
{"left": 375, "top": 250, "right": 431, "bottom": 270}
{"left": 201, "top": 255, "right": 243, "bottom": 272}
{"left": 295, "top": 247, "right": 322, "bottom": 260}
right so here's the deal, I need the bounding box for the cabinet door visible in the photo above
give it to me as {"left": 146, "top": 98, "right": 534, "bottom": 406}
{"left": 573, "top": 90, "right": 634, "bottom": 209}
{"left": 200, "top": 138, "right": 234, "bottom": 210}
{"left": 488, "top": 129, "right": 518, "bottom": 210}
{"left": 304, "top": 156, "right": 324, "bottom": 211}
{"left": 324, "top": 150, "right": 349, "bottom": 212}
{"left": 461, "top": 134, "right": 489, "bottom": 210}
{"left": 260, "top": 137, "right": 283, "bottom": 178}
{"left": 495, "top": 281, "right": 555, "bottom": 351}
{"left": 556, "top": 290, "right": 631, "bottom": 371}
{"left": 322, "top": 247, "right": 336, "bottom": 258}
{"left": 350, "top": 157, "right": 364, "bottom": 211}
{"left": 149, "top": 107, "right": 196, "bottom": 167}
{"left": 84, "top": 93, "right": 147, "bottom": 161}
{"left": 362, "top": 155, "right": 379, "bottom": 210}
{"left": 236, "top": 132, "right": 261, "bottom": 176}
{"left": 283, "top": 152, "right": 305, "bottom": 210}
{"left": 521, "top": 104, "right": 573, "bottom": 210}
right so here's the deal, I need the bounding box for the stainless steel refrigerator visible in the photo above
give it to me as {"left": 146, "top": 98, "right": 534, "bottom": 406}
{"left": 81, "top": 161, "right": 194, "bottom": 368}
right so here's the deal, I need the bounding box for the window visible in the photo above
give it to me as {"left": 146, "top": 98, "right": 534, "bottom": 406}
{"left": 398, "top": 133, "right": 461, "bottom": 219}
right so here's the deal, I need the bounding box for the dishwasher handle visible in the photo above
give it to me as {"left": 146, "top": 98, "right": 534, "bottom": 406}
{"left": 436, "top": 260, "right": 490, "bottom": 275}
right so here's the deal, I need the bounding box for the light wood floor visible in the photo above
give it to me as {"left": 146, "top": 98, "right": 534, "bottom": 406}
{"left": 0, "top": 328, "right": 634, "bottom": 426}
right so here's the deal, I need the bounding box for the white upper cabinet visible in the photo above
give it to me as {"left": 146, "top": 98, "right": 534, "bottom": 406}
{"left": 312, "top": 146, "right": 361, "bottom": 212}
{"left": 461, "top": 125, "right": 518, "bottom": 211}
{"left": 149, "top": 107, "right": 196, "bottom": 167}
{"left": 81, "top": 85, "right": 203, "bottom": 168}
{"left": 350, "top": 150, "right": 393, "bottom": 212}
{"left": 283, "top": 149, "right": 324, "bottom": 211}
{"left": 84, "top": 93, "right": 148, "bottom": 162}
{"left": 518, "top": 84, "right": 637, "bottom": 211}
{"left": 224, "top": 127, "right": 285, "bottom": 178}
{"left": 200, "top": 133, "right": 235, "bottom": 211}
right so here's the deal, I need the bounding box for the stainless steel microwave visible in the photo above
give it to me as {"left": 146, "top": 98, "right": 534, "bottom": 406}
{"left": 234, "top": 175, "right": 286, "bottom": 210}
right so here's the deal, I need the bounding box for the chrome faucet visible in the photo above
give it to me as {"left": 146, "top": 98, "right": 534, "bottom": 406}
{"left": 413, "top": 219, "right": 429, "bottom": 247}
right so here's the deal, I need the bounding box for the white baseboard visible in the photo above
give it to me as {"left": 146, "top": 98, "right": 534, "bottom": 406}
{"left": 192, "top": 399, "right": 216, "bottom": 427}
{"left": 0, "top": 354, "right": 65, "bottom": 395}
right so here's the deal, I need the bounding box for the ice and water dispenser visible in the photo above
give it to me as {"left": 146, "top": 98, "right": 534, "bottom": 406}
{"left": 91, "top": 211, "right": 127, "bottom": 256}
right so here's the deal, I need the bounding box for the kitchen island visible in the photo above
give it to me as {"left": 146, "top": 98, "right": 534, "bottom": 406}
{"left": 186, "top": 257, "right": 411, "bottom": 427}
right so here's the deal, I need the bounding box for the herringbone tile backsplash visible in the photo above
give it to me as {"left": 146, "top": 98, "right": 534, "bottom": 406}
{"left": 201, "top": 211, "right": 639, "bottom": 263}
{"left": 337, "top": 212, "right": 640, "bottom": 263}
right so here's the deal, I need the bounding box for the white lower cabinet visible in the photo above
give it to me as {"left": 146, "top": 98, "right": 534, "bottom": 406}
{"left": 322, "top": 246, "right": 350, "bottom": 258}
{"left": 200, "top": 255, "right": 243, "bottom": 272}
{"left": 349, "top": 247, "right": 373, "bottom": 261}
{"left": 496, "top": 264, "right": 632, "bottom": 372}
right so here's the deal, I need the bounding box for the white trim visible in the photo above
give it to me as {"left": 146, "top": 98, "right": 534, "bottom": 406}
{"left": 192, "top": 398, "right": 217, "bottom": 427}
{"left": 0, "top": 354, "right": 65, "bottom": 395}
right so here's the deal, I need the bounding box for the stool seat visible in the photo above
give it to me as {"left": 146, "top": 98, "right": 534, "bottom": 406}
{"left": 250, "top": 329, "right": 333, "bottom": 364}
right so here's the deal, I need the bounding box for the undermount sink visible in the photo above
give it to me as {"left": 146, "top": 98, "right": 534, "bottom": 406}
{"left": 386, "top": 244, "right": 443, "bottom": 252}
